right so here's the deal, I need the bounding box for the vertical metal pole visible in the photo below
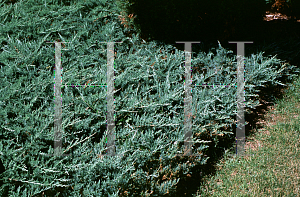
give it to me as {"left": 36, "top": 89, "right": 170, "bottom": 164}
{"left": 106, "top": 42, "right": 115, "bottom": 156}
{"left": 93, "top": 41, "right": 123, "bottom": 158}
{"left": 229, "top": 41, "right": 253, "bottom": 157}
{"left": 46, "top": 41, "right": 70, "bottom": 157}
{"left": 54, "top": 41, "right": 62, "bottom": 156}
{"left": 176, "top": 41, "right": 200, "bottom": 156}
{"left": 236, "top": 51, "right": 245, "bottom": 157}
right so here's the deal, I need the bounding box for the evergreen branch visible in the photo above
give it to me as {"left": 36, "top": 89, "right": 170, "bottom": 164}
{"left": 65, "top": 117, "right": 84, "bottom": 127}
{"left": 35, "top": 166, "right": 61, "bottom": 173}
{"left": 115, "top": 110, "right": 139, "bottom": 112}
{"left": 63, "top": 132, "right": 97, "bottom": 154}
{"left": 1, "top": 126, "right": 15, "bottom": 132}
{"left": 132, "top": 123, "right": 180, "bottom": 128}
{"left": 138, "top": 103, "right": 171, "bottom": 109}
{"left": 8, "top": 178, "right": 47, "bottom": 186}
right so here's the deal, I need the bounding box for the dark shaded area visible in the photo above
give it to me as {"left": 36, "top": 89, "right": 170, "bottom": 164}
{"left": 122, "top": 0, "right": 300, "bottom": 62}
{"left": 0, "top": 158, "right": 7, "bottom": 195}
{"left": 269, "top": 0, "right": 300, "bottom": 19}
{"left": 123, "top": 0, "right": 266, "bottom": 55}
{"left": 0, "top": 158, "right": 4, "bottom": 175}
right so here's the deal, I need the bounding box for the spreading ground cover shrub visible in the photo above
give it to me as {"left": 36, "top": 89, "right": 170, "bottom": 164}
{"left": 0, "top": 0, "right": 299, "bottom": 196}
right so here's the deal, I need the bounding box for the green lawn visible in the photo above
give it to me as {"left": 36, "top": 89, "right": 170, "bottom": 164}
{"left": 194, "top": 74, "right": 300, "bottom": 196}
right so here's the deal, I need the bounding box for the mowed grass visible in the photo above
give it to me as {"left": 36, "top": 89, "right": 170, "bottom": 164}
{"left": 194, "top": 74, "right": 300, "bottom": 196}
